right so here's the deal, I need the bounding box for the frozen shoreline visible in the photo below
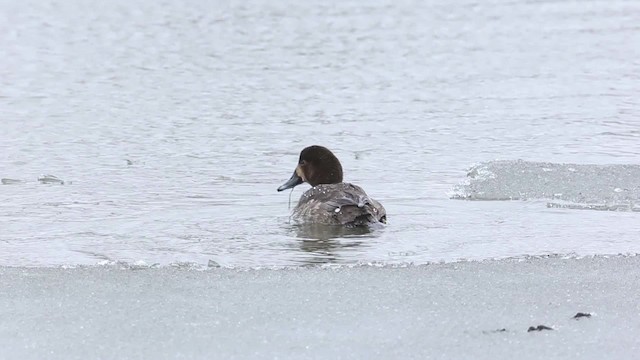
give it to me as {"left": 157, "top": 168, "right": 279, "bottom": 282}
{"left": 2, "top": 256, "right": 639, "bottom": 359}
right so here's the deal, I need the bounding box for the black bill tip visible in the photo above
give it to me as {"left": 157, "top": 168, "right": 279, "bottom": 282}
{"left": 277, "top": 171, "right": 303, "bottom": 192}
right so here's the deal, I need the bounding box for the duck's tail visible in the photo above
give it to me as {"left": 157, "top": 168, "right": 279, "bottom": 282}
{"left": 337, "top": 202, "right": 386, "bottom": 227}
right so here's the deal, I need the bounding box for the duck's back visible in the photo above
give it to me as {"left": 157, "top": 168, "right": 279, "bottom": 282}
{"left": 292, "top": 183, "right": 386, "bottom": 226}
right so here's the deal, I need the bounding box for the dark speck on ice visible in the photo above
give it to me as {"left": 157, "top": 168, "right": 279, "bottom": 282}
{"left": 528, "top": 325, "right": 553, "bottom": 332}
{"left": 573, "top": 312, "right": 592, "bottom": 319}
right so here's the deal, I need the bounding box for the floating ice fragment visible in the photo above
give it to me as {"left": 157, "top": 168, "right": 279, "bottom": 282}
{"left": 451, "top": 160, "right": 640, "bottom": 212}
{"left": 38, "top": 175, "right": 65, "bottom": 184}
{"left": 1, "top": 178, "right": 23, "bottom": 185}
{"left": 208, "top": 259, "right": 221, "bottom": 268}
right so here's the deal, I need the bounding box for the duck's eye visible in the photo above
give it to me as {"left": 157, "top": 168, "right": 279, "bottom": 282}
{"left": 299, "top": 160, "right": 307, "bottom": 166}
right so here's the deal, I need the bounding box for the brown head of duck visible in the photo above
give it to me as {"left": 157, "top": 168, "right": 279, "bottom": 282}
{"left": 277, "top": 145, "right": 343, "bottom": 191}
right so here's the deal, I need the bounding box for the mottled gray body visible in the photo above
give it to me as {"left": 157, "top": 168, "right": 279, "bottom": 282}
{"left": 292, "top": 183, "right": 386, "bottom": 226}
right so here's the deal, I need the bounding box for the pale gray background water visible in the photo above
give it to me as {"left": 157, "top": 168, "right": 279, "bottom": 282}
{"left": 2, "top": 0, "right": 640, "bottom": 267}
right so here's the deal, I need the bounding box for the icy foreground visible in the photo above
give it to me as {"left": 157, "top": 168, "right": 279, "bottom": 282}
{"left": 1, "top": 256, "right": 639, "bottom": 359}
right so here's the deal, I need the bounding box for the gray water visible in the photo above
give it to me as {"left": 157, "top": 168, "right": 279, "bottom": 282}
{"left": 2, "top": 0, "right": 640, "bottom": 267}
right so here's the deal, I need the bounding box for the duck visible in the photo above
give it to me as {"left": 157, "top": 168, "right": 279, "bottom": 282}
{"left": 277, "top": 145, "right": 387, "bottom": 226}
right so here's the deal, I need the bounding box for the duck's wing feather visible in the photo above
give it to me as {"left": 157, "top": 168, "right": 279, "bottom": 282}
{"left": 294, "top": 183, "right": 386, "bottom": 226}
{"left": 320, "top": 193, "right": 371, "bottom": 211}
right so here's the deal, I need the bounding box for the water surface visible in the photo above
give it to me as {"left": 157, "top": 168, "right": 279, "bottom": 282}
{"left": 2, "top": 0, "right": 639, "bottom": 266}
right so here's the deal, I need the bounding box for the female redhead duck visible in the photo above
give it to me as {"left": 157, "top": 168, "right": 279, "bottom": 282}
{"left": 277, "top": 145, "right": 387, "bottom": 226}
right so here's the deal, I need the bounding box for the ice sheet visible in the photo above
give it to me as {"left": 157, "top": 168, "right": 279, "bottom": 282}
{"left": 1, "top": 256, "right": 639, "bottom": 359}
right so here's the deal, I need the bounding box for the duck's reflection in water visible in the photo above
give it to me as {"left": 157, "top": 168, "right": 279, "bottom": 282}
{"left": 290, "top": 223, "right": 381, "bottom": 265}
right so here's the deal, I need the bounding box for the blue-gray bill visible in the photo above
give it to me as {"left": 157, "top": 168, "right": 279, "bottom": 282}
{"left": 277, "top": 171, "right": 303, "bottom": 192}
